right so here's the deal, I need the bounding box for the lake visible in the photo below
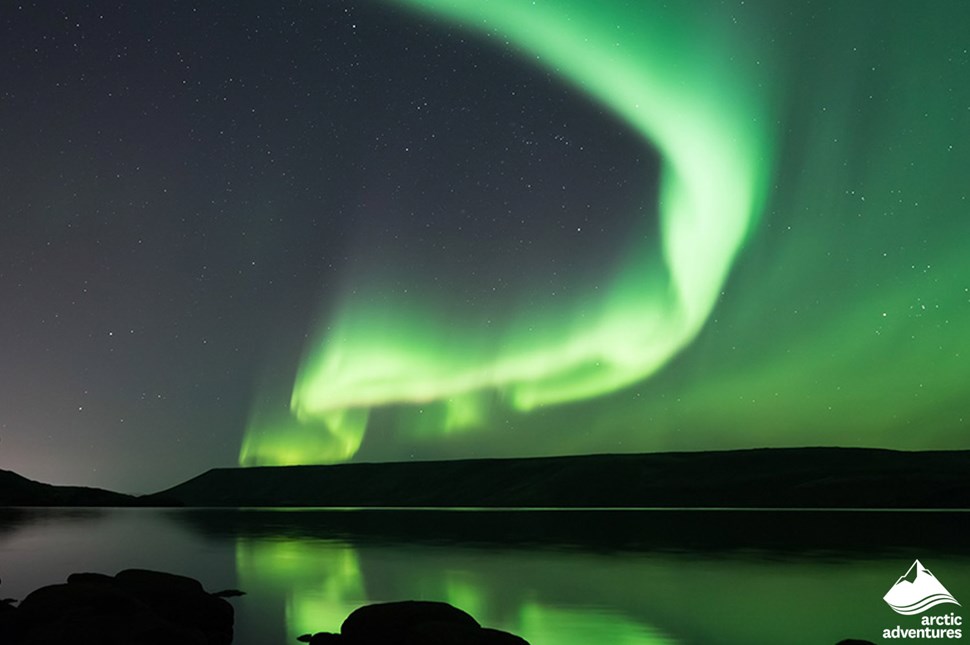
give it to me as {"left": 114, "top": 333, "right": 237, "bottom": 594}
{"left": 1, "top": 507, "right": 967, "bottom": 644}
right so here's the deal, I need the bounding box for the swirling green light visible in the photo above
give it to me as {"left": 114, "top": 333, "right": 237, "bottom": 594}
{"left": 241, "top": 0, "right": 772, "bottom": 466}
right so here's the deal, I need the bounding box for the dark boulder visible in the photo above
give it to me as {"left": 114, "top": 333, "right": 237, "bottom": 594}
{"left": 298, "top": 633, "right": 344, "bottom": 643}
{"left": 213, "top": 589, "right": 246, "bottom": 598}
{"left": 301, "top": 600, "right": 529, "bottom": 645}
{"left": 0, "top": 595, "right": 18, "bottom": 643}
{"left": 114, "top": 569, "right": 234, "bottom": 645}
{"left": 342, "top": 600, "right": 479, "bottom": 644}
{"left": 0, "top": 569, "right": 235, "bottom": 645}
{"left": 479, "top": 627, "right": 530, "bottom": 644}
{"left": 66, "top": 572, "right": 115, "bottom": 586}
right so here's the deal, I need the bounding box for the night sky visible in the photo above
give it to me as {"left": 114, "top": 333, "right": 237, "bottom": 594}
{"left": 1, "top": 1, "right": 968, "bottom": 493}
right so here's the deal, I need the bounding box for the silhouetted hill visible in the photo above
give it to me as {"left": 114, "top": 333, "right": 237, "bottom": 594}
{"left": 153, "top": 447, "right": 970, "bottom": 509}
{"left": 0, "top": 469, "right": 138, "bottom": 506}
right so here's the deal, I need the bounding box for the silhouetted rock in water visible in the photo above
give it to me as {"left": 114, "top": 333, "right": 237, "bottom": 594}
{"left": 213, "top": 588, "right": 247, "bottom": 598}
{"left": 343, "top": 600, "right": 480, "bottom": 642}
{"left": 835, "top": 641, "right": 877, "bottom": 645}
{"left": 299, "top": 600, "right": 530, "bottom": 644}
{"left": 299, "top": 634, "right": 343, "bottom": 644}
{"left": 0, "top": 597, "right": 16, "bottom": 614}
{"left": 0, "top": 569, "right": 234, "bottom": 645}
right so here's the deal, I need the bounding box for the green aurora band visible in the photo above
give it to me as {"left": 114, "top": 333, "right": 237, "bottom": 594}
{"left": 241, "top": 1, "right": 970, "bottom": 466}
{"left": 240, "top": 0, "right": 774, "bottom": 465}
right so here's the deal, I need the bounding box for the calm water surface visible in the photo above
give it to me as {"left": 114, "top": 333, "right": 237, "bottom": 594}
{"left": 1, "top": 508, "right": 967, "bottom": 644}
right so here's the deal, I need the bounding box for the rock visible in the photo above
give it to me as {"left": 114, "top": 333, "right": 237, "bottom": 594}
{"left": 480, "top": 627, "right": 530, "bottom": 644}
{"left": 0, "top": 597, "right": 17, "bottom": 643}
{"left": 113, "top": 569, "right": 234, "bottom": 645}
{"left": 16, "top": 580, "right": 204, "bottom": 645}
{"left": 341, "top": 600, "right": 480, "bottom": 644}
{"left": 0, "top": 569, "right": 236, "bottom": 645}
{"left": 299, "top": 633, "right": 344, "bottom": 643}
{"left": 835, "top": 641, "right": 877, "bottom": 645}
{"left": 115, "top": 568, "right": 206, "bottom": 596}
{"left": 66, "top": 572, "right": 115, "bottom": 586}
{"left": 213, "top": 589, "right": 247, "bottom": 598}
{"left": 298, "top": 600, "right": 530, "bottom": 645}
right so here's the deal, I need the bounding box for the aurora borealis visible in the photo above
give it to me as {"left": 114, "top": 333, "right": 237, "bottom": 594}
{"left": 1, "top": 1, "right": 968, "bottom": 489}
{"left": 242, "top": 0, "right": 774, "bottom": 465}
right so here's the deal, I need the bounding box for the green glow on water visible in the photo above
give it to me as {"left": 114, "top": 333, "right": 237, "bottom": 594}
{"left": 519, "top": 602, "right": 677, "bottom": 645}
{"left": 235, "top": 539, "right": 367, "bottom": 642}
{"left": 233, "top": 533, "right": 680, "bottom": 643}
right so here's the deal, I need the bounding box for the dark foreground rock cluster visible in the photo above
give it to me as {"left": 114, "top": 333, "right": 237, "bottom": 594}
{"left": 0, "top": 570, "right": 529, "bottom": 645}
{"left": 0, "top": 569, "right": 865, "bottom": 645}
{"left": 0, "top": 569, "right": 236, "bottom": 645}
{"left": 298, "top": 600, "right": 529, "bottom": 644}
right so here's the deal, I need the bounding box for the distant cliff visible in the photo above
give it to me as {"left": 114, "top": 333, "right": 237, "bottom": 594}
{"left": 0, "top": 469, "right": 137, "bottom": 506}
{"left": 152, "top": 447, "right": 970, "bottom": 509}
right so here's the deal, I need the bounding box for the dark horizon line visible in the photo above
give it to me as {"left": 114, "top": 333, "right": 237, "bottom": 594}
{"left": 3, "top": 444, "right": 969, "bottom": 508}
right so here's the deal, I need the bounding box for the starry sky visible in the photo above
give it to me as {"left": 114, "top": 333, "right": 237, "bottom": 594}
{"left": 1, "top": 1, "right": 968, "bottom": 493}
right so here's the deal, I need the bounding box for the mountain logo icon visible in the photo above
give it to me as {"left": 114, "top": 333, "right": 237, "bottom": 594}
{"left": 884, "top": 559, "right": 961, "bottom": 615}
